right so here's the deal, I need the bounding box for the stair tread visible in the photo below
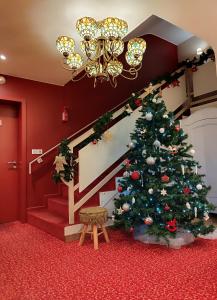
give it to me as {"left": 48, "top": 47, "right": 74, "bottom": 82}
{"left": 48, "top": 197, "right": 68, "bottom": 205}
{"left": 28, "top": 208, "right": 67, "bottom": 225}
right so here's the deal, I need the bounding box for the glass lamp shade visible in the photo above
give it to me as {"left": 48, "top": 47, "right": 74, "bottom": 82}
{"left": 127, "top": 38, "right": 146, "bottom": 56}
{"left": 86, "top": 61, "right": 102, "bottom": 77}
{"left": 66, "top": 53, "right": 83, "bottom": 69}
{"left": 80, "top": 39, "right": 98, "bottom": 57}
{"left": 101, "top": 17, "right": 123, "bottom": 39}
{"left": 76, "top": 17, "right": 97, "bottom": 40}
{"left": 105, "top": 39, "right": 124, "bottom": 56}
{"left": 107, "top": 60, "right": 123, "bottom": 77}
{"left": 125, "top": 51, "right": 143, "bottom": 67}
{"left": 118, "top": 19, "right": 128, "bottom": 38}
{"left": 56, "top": 36, "right": 75, "bottom": 56}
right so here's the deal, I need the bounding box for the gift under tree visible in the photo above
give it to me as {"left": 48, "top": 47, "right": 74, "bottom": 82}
{"left": 114, "top": 91, "right": 215, "bottom": 241}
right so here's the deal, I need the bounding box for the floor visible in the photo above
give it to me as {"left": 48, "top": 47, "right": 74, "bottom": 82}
{"left": 1, "top": 222, "right": 217, "bottom": 300}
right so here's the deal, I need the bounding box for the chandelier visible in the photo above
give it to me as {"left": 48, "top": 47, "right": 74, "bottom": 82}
{"left": 56, "top": 17, "right": 146, "bottom": 88}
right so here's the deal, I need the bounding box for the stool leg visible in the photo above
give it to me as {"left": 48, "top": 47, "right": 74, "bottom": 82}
{"left": 101, "top": 225, "right": 110, "bottom": 243}
{"left": 93, "top": 224, "right": 98, "bottom": 250}
{"left": 79, "top": 224, "right": 88, "bottom": 246}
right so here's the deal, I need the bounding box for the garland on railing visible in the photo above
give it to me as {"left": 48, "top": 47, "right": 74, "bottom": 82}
{"left": 88, "top": 48, "right": 215, "bottom": 143}
{"left": 53, "top": 139, "right": 76, "bottom": 183}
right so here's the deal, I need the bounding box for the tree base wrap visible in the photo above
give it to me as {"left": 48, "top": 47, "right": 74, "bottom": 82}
{"left": 79, "top": 207, "right": 108, "bottom": 225}
{"left": 134, "top": 224, "right": 195, "bottom": 249}
{"left": 199, "top": 228, "right": 217, "bottom": 240}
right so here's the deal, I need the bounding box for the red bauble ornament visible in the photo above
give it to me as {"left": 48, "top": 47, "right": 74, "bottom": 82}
{"left": 165, "top": 219, "right": 177, "bottom": 232}
{"left": 175, "top": 124, "right": 181, "bottom": 132}
{"left": 118, "top": 185, "right": 123, "bottom": 193}
{"left": 164, "top": 204, "right": 170, "bottom": 211}
{"left": 131, "top": 171, "right": 140, "bottom": 180}
{"left": 183, "top": 187, "right": 191, "bottom": 194}
{"left": 134, "top": 98, "right": 142, "bottom": 107}
{"left": 161, "top": 175, "right": 170, "bottom": 183}
{"left": 92, "top": 139, "right": 98, "bottom": 144}
{"left": 171, "top": 79, "right": 180, "bottom": 87}
{"left": 191, "top": 65, "right": 198, "bottom": 72}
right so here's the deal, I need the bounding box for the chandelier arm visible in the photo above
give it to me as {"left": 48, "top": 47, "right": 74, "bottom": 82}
{"left": 119, "top": 69, "right": 139, "bottom": 80}
{"left": 71, "top": 70, "right": 87, "bottom": 82}
{"left": 109, "top": 75, "right": 117, "bottom": 88}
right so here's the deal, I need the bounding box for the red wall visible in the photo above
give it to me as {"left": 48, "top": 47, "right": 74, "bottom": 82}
{"left": 0, "top": 34, "right": 178, "bottom": 209}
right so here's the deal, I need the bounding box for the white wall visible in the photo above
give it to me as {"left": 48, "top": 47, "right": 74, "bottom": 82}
{"left": 178, "top": 36, "right": 209, "bottom": 62}
{"left": 181, "top": 108, "right": 217, "bottom": 210}
{"left": 162, "top": 75, "right": 186, "bottom": 111}
{"left": 79, "top": 108, "right": 141, "bottom": 192}
{"left": 193, "top": 61, "right": 217, "bottom": 97}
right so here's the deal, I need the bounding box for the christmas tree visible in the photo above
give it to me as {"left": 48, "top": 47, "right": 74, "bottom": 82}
{"left": 114, "top": 91, "right": 215, "bottom": 239}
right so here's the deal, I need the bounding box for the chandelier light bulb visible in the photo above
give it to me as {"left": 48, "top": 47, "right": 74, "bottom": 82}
{"left": 56, "top": 17, "right": 146, "bottom": 87}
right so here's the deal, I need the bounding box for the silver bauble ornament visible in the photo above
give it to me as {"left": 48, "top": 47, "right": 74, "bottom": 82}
{"left": 159, "top": 128, "right": 165, "bottom": 134}
{"left": 148, "top": 188, "right": 154, "bottom": 194}
{"left": 144, "top": 216, "right": 153, "bottom": 225}
{"left": 132, "top": 197, "right": 136, "bottom": 204}
{"left": 128, "top": 140, "right": 136, "bottom": 149}
{"left": 145, "top": 112, "right": 153, "bottom": 121}
{"left": 153, "top": 140, "right": 161, "bottom": 148}
{"left": 122, "top": 203, "right": 130, "bottom": 211}
{"left": 163, "top": 114, "right": 168, "bottom": 119}
{"left": 146, "top": 156, "right": 156, "bottom": 165}
{"left": 196, "top": 184, "right": 203, "bottom": 190}
{"left": 152, "top": 98, "right": 157, "bottom": 103}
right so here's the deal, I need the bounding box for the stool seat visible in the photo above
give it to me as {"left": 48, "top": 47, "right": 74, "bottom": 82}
{"left": 79, "top": 206, "right": 110, "bottom": 250}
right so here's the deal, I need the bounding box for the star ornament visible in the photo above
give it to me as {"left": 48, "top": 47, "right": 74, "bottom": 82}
{"left": 116, "top": 207, "right": 124, "bottom": 215}
{"left": 54, "top": 154, "right": 67, "bottom": 173}
{"left": 161, "top": 188, "right": 167, "bottom": 196}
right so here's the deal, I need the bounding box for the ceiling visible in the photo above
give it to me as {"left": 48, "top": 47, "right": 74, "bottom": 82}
{"left": 0, "top": 0, "right": 212, "bottom": 86}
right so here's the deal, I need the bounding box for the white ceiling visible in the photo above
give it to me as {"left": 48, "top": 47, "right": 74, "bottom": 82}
{"left": 0, "top": 0, "right": 212, "bottom": 86}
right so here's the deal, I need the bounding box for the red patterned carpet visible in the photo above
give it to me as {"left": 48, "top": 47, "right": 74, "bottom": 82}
{"left": 1, "top": 222, "right": 217, "bottom": 300}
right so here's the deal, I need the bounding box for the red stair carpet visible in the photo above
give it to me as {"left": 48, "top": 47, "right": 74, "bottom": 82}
{"left": 1, "top": 222, "right": 217, "bottom": 300}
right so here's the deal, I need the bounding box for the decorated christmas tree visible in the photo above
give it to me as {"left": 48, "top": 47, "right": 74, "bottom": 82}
{"left": 114, "top": 91, "right": 215, "bottom": 240}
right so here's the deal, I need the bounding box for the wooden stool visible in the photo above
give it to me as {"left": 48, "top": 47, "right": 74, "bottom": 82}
{"left": 79, "top": 207, "right": 110, "bottom": 250}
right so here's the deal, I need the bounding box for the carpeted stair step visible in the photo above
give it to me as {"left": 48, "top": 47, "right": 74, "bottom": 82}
{"left": 48, "top": 197, "right": 68, "bottom": 218}
{"left": 60, "top": 183, "right": 68, "bottom": 198}
{"left": 27, "top": 208, "right": 67, "bottom": 241}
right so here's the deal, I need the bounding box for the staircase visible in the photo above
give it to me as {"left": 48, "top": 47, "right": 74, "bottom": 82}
{"left": 27, "top": 60, "right": 217, "bottom": 242}
{"left": 27, "top": 170, "right": 123, "bottom": 241}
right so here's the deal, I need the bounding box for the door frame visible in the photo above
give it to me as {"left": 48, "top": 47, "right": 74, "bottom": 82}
{"left": 0, "top": 96, "right": 27, "bottom": 222}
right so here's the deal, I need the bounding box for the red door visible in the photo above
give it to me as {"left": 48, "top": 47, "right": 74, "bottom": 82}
{"left": 0, "top": 101, "right": 19, "bottom": 223}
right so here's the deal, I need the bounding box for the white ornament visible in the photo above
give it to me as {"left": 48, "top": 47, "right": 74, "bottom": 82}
{"left": 163, "top": 114, "right": 168, "bottom": 119}
{"left": 161, "top": 189, "right": 167, "bottom": 196}
{"left": 196, "top": 184, "right": 203, "bottom": 190}
{"left": 190, "top": 149, "right": 196, "bottom": 155}
{"left": 186, "top": 202, "right": 191, "bottom": 209}
{"left": 123, "top": 171, "right": 130, "bottom": 178}
{"left": 122, "top": 203, "right": 130, "bottom": 211}
{"left": 148, "top": 188, "right": 154, "bottom": 194}
{"left": 195, "top": 165, "right": 198, "bottom": 175}
{"left": 142, "top": 149, "right": 147, "bottom": 157}
{"left": 132, "top": 197, "right": 136, "bottom": 204}
{"left": 159, "top": 128, "right": 165, "bottom": 134}
{"left": 146, "top": 156, "right": 156, "bottom": 165}
{"left": 152, "top": 98, "right": 157, "bottom": 103}
{"left": 111, "top": 215, "right": 115, "bottom": 221}
{"left": 157, "top": 97, "right": 163, "bottom": 103}
{"left": 194, "top": 207, "right": 198, "bottom": 218}
{"left": 153, "top": 140, "right": 161, "bottom": 148}
{"left": 181, "top": 165, "right": 185, "bottom": 175}
{"left": 145, "top": 112, "right": 153, "bottom": 121}
{"left": 132, "top": 93, "right": 135, "bottom": 97}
